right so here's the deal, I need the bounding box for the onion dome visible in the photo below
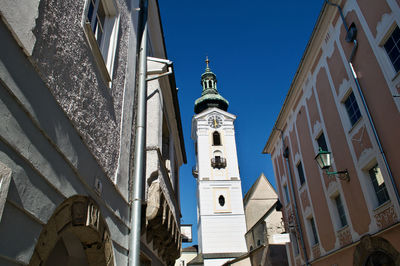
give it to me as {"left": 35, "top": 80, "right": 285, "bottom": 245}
{"left": 194, "top": 58, "right": 229, "bottom": 114}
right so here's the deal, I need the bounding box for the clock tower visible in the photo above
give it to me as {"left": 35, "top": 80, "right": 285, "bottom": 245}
{"left": 191, "top": 59, "right": 247, "bottom": 265}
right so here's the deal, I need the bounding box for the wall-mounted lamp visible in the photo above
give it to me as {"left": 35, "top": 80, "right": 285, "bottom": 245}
{"left": 315, "top": 148, "right": 350, "bottom": 181}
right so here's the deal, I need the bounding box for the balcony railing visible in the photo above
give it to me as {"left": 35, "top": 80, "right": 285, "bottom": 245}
{"left": 211, "top": 156, "right": 227, "bottom": 168}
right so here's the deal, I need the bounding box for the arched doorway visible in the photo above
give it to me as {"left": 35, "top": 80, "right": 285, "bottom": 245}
{"left": 353, "top": 235, "right": 400, "bottom": 266}
{"left": 29, "top": 195, "right": 114, "bottom": 266}
{"left": 364, "top": 251, "right": 395, "bottom": 266}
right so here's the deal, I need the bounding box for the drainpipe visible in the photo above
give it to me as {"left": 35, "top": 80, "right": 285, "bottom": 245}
{"left": 325, "top": 0, "right": 400, "bottom": 207}
{"left": 275, "top": 127, "right": 309, "bottom": 266}
{"left": 128, "top": 0, "right": 148, "bottom": 265}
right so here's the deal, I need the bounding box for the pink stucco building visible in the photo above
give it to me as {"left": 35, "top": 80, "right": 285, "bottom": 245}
{"left": 263, "top": 0, "right": 400, "bottom": 265}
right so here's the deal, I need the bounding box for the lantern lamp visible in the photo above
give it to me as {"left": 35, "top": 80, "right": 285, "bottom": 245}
{"left": 315, "top": 148, "right": 349, "bottom": 181}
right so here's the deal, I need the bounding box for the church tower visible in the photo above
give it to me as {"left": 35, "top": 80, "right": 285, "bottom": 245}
{"left": 191, "top": 59, "right": 247, "bottom": 265}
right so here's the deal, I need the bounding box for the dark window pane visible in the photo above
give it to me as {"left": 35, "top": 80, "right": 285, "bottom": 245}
{"left": 392, "top": 26, "right": 400, "bottom": 40}
{"left": 297, "top": 162, "right": 305, "bottom": 185}
{"left": 344, "top": 92, "right": 361, "bottom": 126}
{"left": 284, "top": 185, "right": 290, "bottom": 203}
{"left": 335, "top": 195, "right": 348, "bottom": 227}
{"left": 384, "top": 26, "right": 400, "bottom": 72}
{"left": 369, "top": 165, "right": 390, "bottom": 205}
{"left": 213, "top": 131, "right": 221, "bottom": 146}
{"left": 87, "top": 0, "right": 95, "bottom": 23}
{"left": 394, "top": 58, "right": 400, "bottom": 73}
{"left": 218, "top": 195, "right": 225, "bottom": 207}
{"left": 384, "top": 37, "right": 394, "bottom": 52}
{"left": 317, "top": 133, "right": 328, "bottom": 151}
{"left": 310, "top": 218, "right": 319, "bottom": 244}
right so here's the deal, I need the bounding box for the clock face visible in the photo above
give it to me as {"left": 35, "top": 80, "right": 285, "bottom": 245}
{"left": 208, "top": 115, "right": 223, "bottom": 128}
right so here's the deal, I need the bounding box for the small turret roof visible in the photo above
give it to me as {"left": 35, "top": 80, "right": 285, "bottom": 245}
{"left": 194, "top": 58, "right": 229, "bottom": 114}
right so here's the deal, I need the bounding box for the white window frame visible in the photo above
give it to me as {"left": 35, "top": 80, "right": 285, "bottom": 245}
{"left": 82, "top": 0, "right": 120, "bottom": 86}
{"left": 378, "top": 21, "right": 400, "bottom": 79}
{"left": 342, "top": 90, "right": 362, "bottom": 128}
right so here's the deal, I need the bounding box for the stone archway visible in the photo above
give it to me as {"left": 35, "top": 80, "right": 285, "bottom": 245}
{"left": 353, "top": 235, "right": 400, "bottom": 266}
{"left": 29, "top": 195, "right": 114, "bottom": 266}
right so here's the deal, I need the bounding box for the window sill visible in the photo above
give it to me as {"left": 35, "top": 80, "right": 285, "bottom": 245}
{"left": 311, "top": 243, "right": 319, "bottom": 248}
{"left": 373, "top": 200, "right": 391, "bottom": 214}
{"left": 83, "top": 22, "right": 111, "bottom": 86}
{"left": 348, "top": 117, "right": 362, "bottom": 135}
{"left": 391, "top": 69, "right": 400, "bottom": 82}
{"left": 298, "top": 183, "right": 306, "bottom": 192}
{"left": 336, "top": 224, "right": 349, "bottom": 233}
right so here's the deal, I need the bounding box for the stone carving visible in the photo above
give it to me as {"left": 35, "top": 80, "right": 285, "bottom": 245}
{"left": 146, "top": 181, "right": 161, "bottom": 220}
{"left": 71, "top": 201, "right": 87, "bottom": 226}
{"left": 351, "top": 126, "right": 373, "bottom": 161}
{"left": 374, "top": 204, "right": 397, "bottom": 230}
{"left": 29, "top": 196, "right": 114, "bottom": 266}
{"left": 312, "top": 244, "right": 321, "bottom": 259}
{"left": 87, "top": 202, "right": 100, "bottom": 230}
{"left": 337, "top": 226, "right": 352, "bottom": 247}
{"left": 145, "top": 180, "right": 181, "bottom": 264}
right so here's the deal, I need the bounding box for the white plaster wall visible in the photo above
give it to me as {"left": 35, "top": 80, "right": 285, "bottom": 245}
{"left": 198, "top": 181, "right": 245, "bottom": 215}
{"left": 204, "top": 258, "right": 233, "bottom": 266}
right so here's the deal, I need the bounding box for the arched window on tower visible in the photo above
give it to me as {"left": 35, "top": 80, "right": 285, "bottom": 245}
{"left": 213, "top": 131, "right": 221, "bottom": 146}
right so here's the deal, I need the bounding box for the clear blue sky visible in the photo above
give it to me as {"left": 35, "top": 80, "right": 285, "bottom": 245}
{"left": 158, "top": 1, "right": 324, "bottom": 247}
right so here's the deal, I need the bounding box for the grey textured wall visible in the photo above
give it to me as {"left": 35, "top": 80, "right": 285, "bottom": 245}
{"left": 0, "top": 18, "right": 131, "bottom": 264}
{"left": 31, "top": 0, "right": 133, "bottom": 179}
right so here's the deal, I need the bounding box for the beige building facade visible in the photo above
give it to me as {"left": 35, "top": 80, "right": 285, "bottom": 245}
{"left": 264, "top": 0, "right": 400, "bottom": 265}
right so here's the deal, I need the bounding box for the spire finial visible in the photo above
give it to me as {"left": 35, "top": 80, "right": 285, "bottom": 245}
{"left": 205, "top": 56, "right": 210, "bottom": 69}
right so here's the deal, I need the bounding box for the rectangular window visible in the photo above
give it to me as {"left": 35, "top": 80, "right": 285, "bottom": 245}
{"left": 297, "top": 162, "right": 305, "bottom": 185}
{"left": 87, "top": 0, "right": 106, "bottom": 47}
{"left": 317, "top": 133, "right": 328, "bottom": 151}
{"left": 344, "top": 91, "right": 362, "bottom": 126}
{"left": 84, "top": 0, "right": 119, "bottom": 82}
{"left": 384, "top": 25, "right": 400, "bottom": 72}
{"left": 334, "top": 195, "right": 348, "bottom": 228}
{"left": 369, "top": 164, "right": 390, "bottom": 206}
{"left": 284, "top": 184, "right": 290, "bottom": 204}
{"left": 309, "top": 217, "right": 319, "bottom": 245}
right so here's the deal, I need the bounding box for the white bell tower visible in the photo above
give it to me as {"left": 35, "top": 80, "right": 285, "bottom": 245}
{"left": 191, "top": 59, "right": 247, "bottom": 266}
